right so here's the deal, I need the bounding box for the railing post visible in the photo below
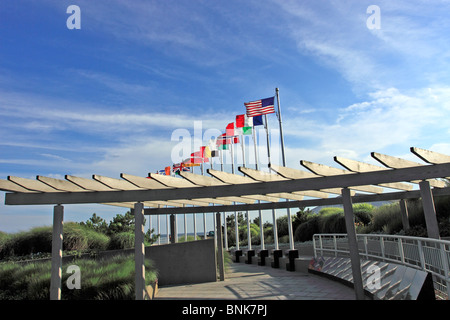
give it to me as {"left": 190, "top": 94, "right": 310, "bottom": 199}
{"left": 313, "top": 235, "right": 317, "bottom": 258}
{"left": 363, "top": 236, "right": 369, "bottom": 260}
{"left": 333, "top": 235, "right": 337, "bottom": 257}
{"left": 380, "top": 237, "right": 385, "bottom": 261}
{"left": 439, "top": 242, "right": 450, "bottom": 297}
{"left": 319, "top": 235, "right": 323, "bottom": 256}
{"left": 398, "top": 237, "right": 405, "bottom": 264}
{"left": 417, "top": 239, "right": 426, "bottom": 270}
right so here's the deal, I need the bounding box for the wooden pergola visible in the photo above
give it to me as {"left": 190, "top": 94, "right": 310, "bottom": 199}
{"left": 2, "top": 147, "right": 450, "bottom": 300}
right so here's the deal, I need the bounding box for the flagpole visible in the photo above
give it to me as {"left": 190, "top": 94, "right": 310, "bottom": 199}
{"left": 220, "top": 143, "right": 228, "bottom": 250}
{"left": 276, "top": 88, "right": 286, "bottom": 167}
{"left": 230, "top": 141, "right": 240, "bottom": 252}
{"left": 275, "top": 88, "right": 294, "bottom": 251}
{"left": 252, "top": 125, "right": 259, "bottom": 170}
{"left": 264, "top": 114, "right": 271, "bottom": 167}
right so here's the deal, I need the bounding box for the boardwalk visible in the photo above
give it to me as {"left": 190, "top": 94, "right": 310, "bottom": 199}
{"left": 155, "top": 262, "right": 357, "bottom": 300}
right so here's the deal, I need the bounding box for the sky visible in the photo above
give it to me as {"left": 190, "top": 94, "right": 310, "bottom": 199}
{"left": 1, "top": 0, "right": 450, "bottom": 234}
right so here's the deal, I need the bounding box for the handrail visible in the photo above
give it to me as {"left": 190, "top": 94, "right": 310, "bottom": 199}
{"left": 313, "top": 233, "right": 450, "bottom": 299}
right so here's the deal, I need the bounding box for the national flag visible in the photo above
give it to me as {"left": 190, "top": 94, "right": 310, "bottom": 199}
{"left": 244, "top": 96, "right": 275, "bottom": 117}
{"left": 253, "top": 115, "right": 263, "bottom": 126}
{"left": 236, "top": 114, "right": 253, "bottom": 135}
{"left": 226, "top": 122, "right": 234, "bottom": 137}
{"left": 157, "top": 169, "right": 166, "bottom": 175}
{"left": 216, "top": 133, "right": 231, "bottom": 146}
{"left": 182, "top": 158, "right": 201, "bottom": 167}
{"left": 191, "top": 151, "right": 208, "bottom": 163}
{"left": 202, "top": 146, "right": 212, "bottom": 158}
{"left": 173, "top": 163, "right": 190, "bottom": 175}
{"left": 236, "top": 114, "right": 245, "bottom": 128}
{"left": 211, "top": 150, "right": 220, "bottom": 157}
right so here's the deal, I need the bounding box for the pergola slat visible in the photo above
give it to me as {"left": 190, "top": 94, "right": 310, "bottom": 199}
{"left": 269, "top": 164, "right": 351, "bottom": 196}
{"left": 371, "top": 152, "right": 446, "bottom": 188}
{"left": 333, "top": 157, "right": 414, "bottom": 191}
{"left": 300, "top": 160, "right": 384, "bottom": 194}
{"left": 8, "top": 176, "right": 62, "bottom": 193}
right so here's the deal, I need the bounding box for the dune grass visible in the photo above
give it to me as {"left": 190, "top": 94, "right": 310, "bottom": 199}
{"left": 0, "top": 254, "right": 158, "bottom": 300}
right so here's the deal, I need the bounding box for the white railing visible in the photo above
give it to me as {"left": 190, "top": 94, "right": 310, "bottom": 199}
{"left": 313, "top": 233, "right": 450, "bottom": 299}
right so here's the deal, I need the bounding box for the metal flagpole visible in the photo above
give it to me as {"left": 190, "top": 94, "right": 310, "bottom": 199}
{"left": 218, "top": 147, "right": 228, "bottom": 250}
{"left": 230, "top": 141, "right": 240, "bottom": 252}
{"left": 262, "top": 112, "right": 279, "bottom": 251}
{"left": 201, "top": 161, "right": 207, "bottom": 239}
{"left": 275, "top": 88, "right": 294, "bottom": 250}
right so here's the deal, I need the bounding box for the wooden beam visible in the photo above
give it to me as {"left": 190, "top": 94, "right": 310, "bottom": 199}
{"left": 300, "top": 160, "right": 384, "bottom": 194}
{"left": 270, "top": 164, "right": 348, "bottom": 196}
{"left": 37, "top": 176, "right": 87, "bottom": 192}
{"left": 410, "top": 147, "right": 450, "bottom": 164}
{"left": 334, "top": 156, "right": 413, "bottom": 191}
{"left": 65, "top": 175, "right": 117, "bottom": 191}
{"left": 371, "top": 152, "right": 446, "bottom": 188}
{"left": 143, "top": 186, "right": 450, "bottom": 215}
{"left": 0, "top": 179, "right": 37, "bottom": 193}
{"left": 93, "top": 174, "right": 144, "bottom": 190}
{"left": 8, "top": 176, "right": 62, "bottom": 193}
{"left": 6, "top": 162, "right": 450, "bottom": 205}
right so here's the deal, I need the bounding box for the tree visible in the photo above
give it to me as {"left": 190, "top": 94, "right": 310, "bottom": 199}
{"left": 80, "top": 213, "right": 108, "bottom": 234}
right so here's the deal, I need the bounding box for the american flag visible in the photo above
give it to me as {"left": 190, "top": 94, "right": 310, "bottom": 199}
{"left": 244, "top": 96, "right": 275, "bottom": 117}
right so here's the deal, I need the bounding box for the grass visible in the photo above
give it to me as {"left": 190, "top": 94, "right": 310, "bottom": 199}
{"left": 0, "top": 254, "right": 158, "bottom": 300}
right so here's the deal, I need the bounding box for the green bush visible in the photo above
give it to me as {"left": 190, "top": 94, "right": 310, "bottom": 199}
{"left": 64, "top": 222, "right": 109, "bottom": 252}
{"left": 294, "top": 216, "right": 319, "bottom": 242}
{"left": 319, "top": 212, "right": 347, "bottom": 234}
{"left": 108, "top": 232, "right": 135, "bottom": 250}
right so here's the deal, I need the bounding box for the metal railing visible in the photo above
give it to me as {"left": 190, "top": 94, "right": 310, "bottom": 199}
{"left": 313, "top": 233, "right": 450, "bottom": 299}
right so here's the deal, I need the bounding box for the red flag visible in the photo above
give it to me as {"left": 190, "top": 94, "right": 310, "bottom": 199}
{"left": 236, "top": 114, "right": 245, "bottom": 128}
{"left": 216, "top": 133, "right": 231, "bottom": 146}
{"left": 226, "top": 122, "right": 234, "bottom": 137}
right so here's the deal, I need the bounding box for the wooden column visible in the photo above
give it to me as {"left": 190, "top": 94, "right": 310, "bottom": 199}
{"left": 216, "top": 213, "right": 225, "bottom": 281}
{"left": 399, "top": 199, "right": 410, "bottom": 231}
{"left": 419, "top": 180, "right": 440, "bottom": 239}
{"left": 50, "top": 204, "right": 64, "bottom": 300}
{"left": 342, "top": 188, "right": 365, "bottom": 300}
{"left": 134, "top": 202, "right": 145, "bottom": 300}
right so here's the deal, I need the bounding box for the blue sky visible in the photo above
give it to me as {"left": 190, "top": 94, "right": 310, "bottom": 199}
{"left": 1, "top": 0, "right": 450, "bottom": 234}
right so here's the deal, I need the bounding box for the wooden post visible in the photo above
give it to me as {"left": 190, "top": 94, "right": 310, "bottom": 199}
{"left": 399, "top": 199, "right": 410, "bottom": 231}
{"left": 342, "top": 188, "right": 365, "bottom": 300}
{"left": 134, "top": 202, "right": 146, "bottom": 300}
{"left": 216, "top": 213, "right": 225, "bottom": 281}
{"left": 50, "top": 204, "right": 64, "bottom": 300}
{"left": 419, "top": 180, "right": 440, "bottom": 239}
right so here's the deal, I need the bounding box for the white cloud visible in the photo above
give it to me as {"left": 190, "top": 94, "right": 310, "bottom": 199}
{"left": 283, "top": 86, "right": 450, "bottom": 165}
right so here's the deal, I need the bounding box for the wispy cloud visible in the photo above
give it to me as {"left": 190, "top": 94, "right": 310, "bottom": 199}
{"left": 283, "top": 86, "right": 450, "bottom": 165}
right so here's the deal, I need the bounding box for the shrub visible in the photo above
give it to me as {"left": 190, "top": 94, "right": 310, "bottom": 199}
{"left": 294, "top": 216, "right": 319, "bottom": 242}
{"left": 319, "top": 212, "right": 346, "bottom": 234}
{"left": 108, "top": 232, "right": 135, "bottom": 250}
{"left": 64, "top": 222, "right": 109, "bottom": 252}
